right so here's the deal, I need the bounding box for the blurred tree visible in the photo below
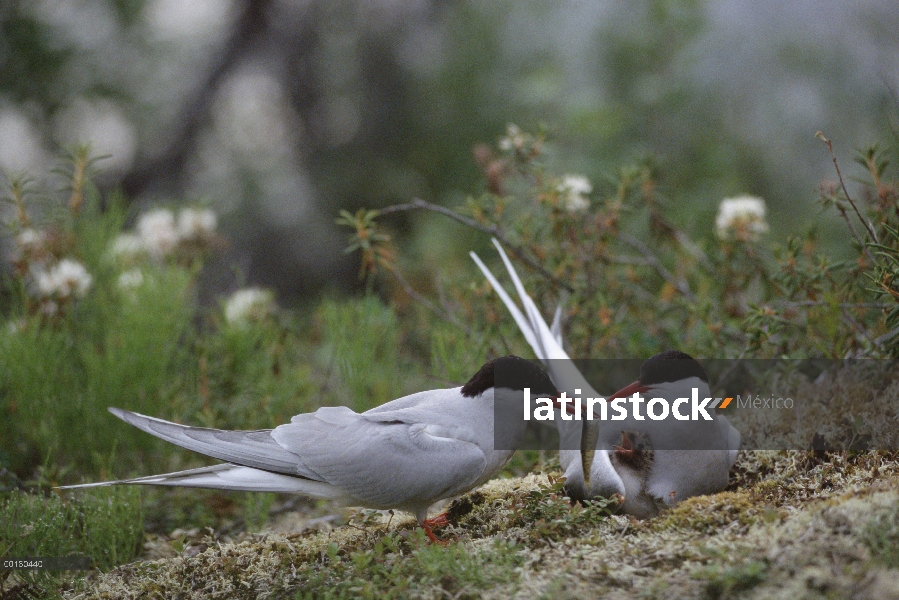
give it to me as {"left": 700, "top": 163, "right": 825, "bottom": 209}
{"left": 0, "top": 0, "right": 897, "bottom": 303}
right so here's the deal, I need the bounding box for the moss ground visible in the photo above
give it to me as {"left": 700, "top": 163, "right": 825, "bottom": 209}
{"left": 53, "top": 450, "right": 899, "bottom": 600}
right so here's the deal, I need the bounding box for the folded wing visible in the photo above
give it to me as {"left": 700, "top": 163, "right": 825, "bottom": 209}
{"left": 272, "top": 408, "right": 487, "bottom": 509}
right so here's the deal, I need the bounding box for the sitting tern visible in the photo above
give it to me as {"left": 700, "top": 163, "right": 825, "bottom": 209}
{"left": 471, "top": 239, "right": 740, "bottom": 517}
{"left": 61, "top": 355, "right": 560, "bottom": 541}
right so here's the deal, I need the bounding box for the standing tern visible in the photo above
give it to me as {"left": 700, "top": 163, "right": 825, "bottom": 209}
{"left": 471, "top": 239, "right": 740, "bottom": 517}
{"left": 61, "top": 355, "right": 560, "bottom": 542}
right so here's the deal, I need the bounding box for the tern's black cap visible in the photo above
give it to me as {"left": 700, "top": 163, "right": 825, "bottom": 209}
{"left": 639, "top": 350, "right": 709, "bottom": 386}
{"left": 461, "top": 355, "right": 559, "bottom": 398}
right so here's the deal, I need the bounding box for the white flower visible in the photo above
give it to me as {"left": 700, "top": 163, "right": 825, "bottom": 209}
{"left": 558, "top": 174, "right": 592, "bottom": 213}
{"left": 110, "top": 233, "right": 145, "bottom": 261}
{"left": 498, "top": 123, "right": 525, "bottom": 152}
{"left": 177, "top": 208, "right": 217, "bottom": 241}
{"left": 716, "top": 195, "right": 769, "bottom": 241}
{"left": 224, "top": 287, "right": 275, "bottom": 326}
{"left": 34, "top": 268, "right": 57, "bottom": 297}
{"left": 52, "top": 259, "right": 93, "bottom": 298}
{"left": 16, "top": 228, "right": 46, "bottom": 253}
{"left": 33, "top": 259, "right": 93, "bottom": 299}
{"left": 118, "top": 268, "right": 145, "bottom": 290}
{"left": 136, "top": 209, "right": 179, "bottom": 258}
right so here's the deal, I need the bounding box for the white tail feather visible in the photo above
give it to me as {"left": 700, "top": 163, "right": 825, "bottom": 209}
{"left": 59, "top": 464, "right": 343, "bottom": 497}
{"left": 471, "top": 239, "right": 626, "bottom": 500}
{"left": 550, "top": 304, "right": 563, "bottom": 347}
{"left": 471, "top": 239, "right": 595, "bottom": 395}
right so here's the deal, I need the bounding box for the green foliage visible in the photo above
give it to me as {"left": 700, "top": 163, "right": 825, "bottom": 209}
{"left": 516, "top": 478, "right": 616, "bottom": 542}
{"left": 195, "top": 315, "right": 318, "bottom": 429}
{"left": 0, "top": 158, "right": 310, "bottom": 543}
{"left": 695, "top": 560, "right": 768, "bottom": 600}
{"left": 0, "top": 195, "right": 197, "bottom": 474}
{"left": 0, "top": 487, "right": 143, "bottom": 592}
{"left": 316, "top": 296, "right": 420, "bottom": 410}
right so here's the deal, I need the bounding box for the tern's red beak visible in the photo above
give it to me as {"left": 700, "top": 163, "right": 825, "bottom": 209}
{"left": 552, "top": 395, "right": 575, "bottom": 415}
{"left": 551, "top": 379, "right": 652, "bottom": 419}
{"left": 609, "top": 380, "right": 650, "bottom": 401}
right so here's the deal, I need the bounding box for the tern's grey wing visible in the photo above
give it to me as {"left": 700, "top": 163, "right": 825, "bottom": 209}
{"left": 271, "top": 409, "right": 487, "bottom": 509}
{"left": 362, "top": 388, "right": 459, "bottom": 415}
{"left": 644, "top": 449, "right": 732, "bottom": 506}
{"left": 108, "top": 408, "right": 320, "bottom": 479}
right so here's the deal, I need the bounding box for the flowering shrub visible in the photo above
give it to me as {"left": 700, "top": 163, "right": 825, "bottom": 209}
{"left": 112, "top": 206, "right": 220, "bottom": 265}
{"left": 7, "top": 176, "right": 95, "bottom": 318}
{"left": 339, "top": 126, "right": 899, "bottom": 360}
{"left": 557, "top": 175, "right": 593, "bottom": 213}
{"left": 1, "top": 148, "right": 424, "bottom": 506}
{"left": 0, "top": 150, "right": 297, "bottom": 483}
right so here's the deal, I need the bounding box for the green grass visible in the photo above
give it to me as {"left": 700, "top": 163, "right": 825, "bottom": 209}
{"left": 695, "top": 560, "right": 768, "bottom": 599}
{"left": 0, "top": 486, "right": 143, "bottom": 594}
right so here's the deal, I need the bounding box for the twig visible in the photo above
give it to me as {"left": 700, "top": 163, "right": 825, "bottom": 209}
{"left": 377, "top": 198, "right": 574, "bottom": 292}
{"left": 390, "top": 266, "right": 475, "bottom": 337}
{"left": 618, "top": 233, "right": 697, "bottom": 302}
{"left": 776, "top": 301, "right": 893, "bottom": 309}
{"left": 605, "top": 254, "right": 653, "bottom": 266}
{"left": 873, "top": 324, "right": 899, "bottom": 347}
{"left": 817, "top": 132, "right": 879, "bottom": 264}
{"left": 672, "top": 229, "right": 714, "bottom": 269}
{"left": 840, "top": 308, "right": 876, "bottom": 347}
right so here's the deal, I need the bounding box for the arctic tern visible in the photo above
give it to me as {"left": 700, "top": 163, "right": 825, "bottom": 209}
{"left": 471, "top": 239, "right": 740, "bottom": 518}
{"left": 61, "top": 355, "right": 560, "bottom": 541}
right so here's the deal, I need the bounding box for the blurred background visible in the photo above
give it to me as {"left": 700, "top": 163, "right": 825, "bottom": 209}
{"left": 1, "top": 0, "right": 898, "bottom": 303}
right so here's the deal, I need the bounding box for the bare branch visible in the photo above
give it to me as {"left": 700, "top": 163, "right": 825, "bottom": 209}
{"left": 817, "top": 133, "right": 880, "bottom": 263}
{"left": 672, "top": 230, "right": 713, "bottom": 269}
{"left": 389, "top": 266, "right": 474, "bottom": 337}
{"left": 775, "top": 301, "right": 893, "bottom": 309}
{"left": 873, "top": 324, "right": 899, "bottom": 347}
{"left": 377, "top": 197, "right": 575, "bottom": 292}
{"left": 618, "top": 233, "right": 697, "bottom": 302}
{"left": 840, "top": 307, "right": 876, "bottom": 347}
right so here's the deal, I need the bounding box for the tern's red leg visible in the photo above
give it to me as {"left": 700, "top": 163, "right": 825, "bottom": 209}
{"left": 422, "top": 523, "right": 443, "bottom": 543}
{"left": 420, "top": 513, "right": 451, "bottom": 544}
{"left": 423, "top": 513, "right": 449, "bottom": 528}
